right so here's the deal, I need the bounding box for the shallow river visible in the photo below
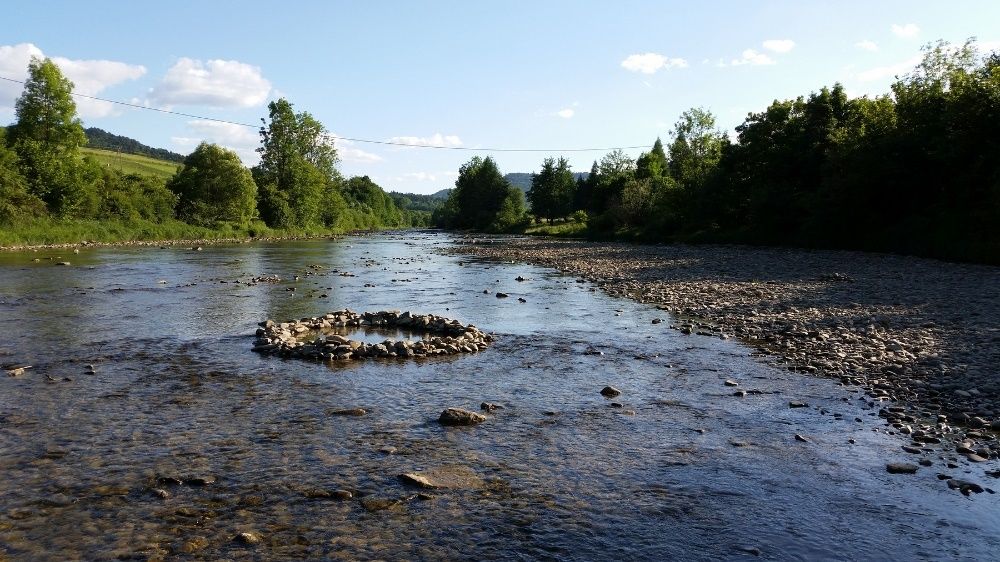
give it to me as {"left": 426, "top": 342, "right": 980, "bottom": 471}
{"left": 0, "top": 232, "right": 997, "bottom": 561}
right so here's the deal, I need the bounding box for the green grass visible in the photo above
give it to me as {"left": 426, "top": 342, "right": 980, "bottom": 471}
{"left": 0, "top": 217, "right": 372, "bottom": 247}
{"left": 81, "top": 147, "right": 181, "bottom": 181}
{"left": 524, "top": 218, "right": 588, "bottom": 238}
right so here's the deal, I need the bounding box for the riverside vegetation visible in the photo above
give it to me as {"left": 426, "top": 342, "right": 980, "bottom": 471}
{"left": 436, "top": 39, "right": 1000, "bottom": 265}
{"left": 0, "top": 57, "right": 428, "bottom": 247}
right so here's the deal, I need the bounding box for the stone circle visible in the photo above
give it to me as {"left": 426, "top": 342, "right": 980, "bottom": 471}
{"left": 251, "top": 309, "right": 493, "bottom": 361}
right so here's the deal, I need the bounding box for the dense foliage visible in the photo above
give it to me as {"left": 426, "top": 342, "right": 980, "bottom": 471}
{"left": 439, "top": 40, "right": 999, "bottom": 264}
{"left": 0, "top": 57, "right": 419, "bottom": 243}
{"left": 433, "top": 156, "right": 527, "bottom": 232}
{"left": 167, "top": 143, "right": 256, "bottom": 226}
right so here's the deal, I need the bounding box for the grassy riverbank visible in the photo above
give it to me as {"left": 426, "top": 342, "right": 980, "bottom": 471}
{"left": 0, "top": 217, "right": 365, "bottom": 249}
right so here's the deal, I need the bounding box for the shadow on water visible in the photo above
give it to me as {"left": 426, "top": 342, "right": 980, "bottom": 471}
{"left": 0, "top": 232, "right": 997, "bottom": 560}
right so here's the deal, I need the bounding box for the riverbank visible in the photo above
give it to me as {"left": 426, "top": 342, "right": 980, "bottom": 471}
{"left": 452, "top": 236, "right": 1000, "bottom": 442}
{"left": 0, "top": 219, "right": 417, "bottom": 252}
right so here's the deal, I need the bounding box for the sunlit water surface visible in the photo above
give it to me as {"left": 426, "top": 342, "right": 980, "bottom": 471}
{"left": 0, "top": 232, "right": 997, "bottom": 560}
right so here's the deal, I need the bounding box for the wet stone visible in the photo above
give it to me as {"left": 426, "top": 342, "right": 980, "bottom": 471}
{"left": 184, "top": 475, "right": 216, "bottom": 486}
{"left": 439, "top": 408, "right": 486, "bottom": 426}
{"left": 886, "top": 463, "right": 920, "bottom": 474}
{"left": 600, "top": 386, "right": 622, "bottom": 398}
{"left": 789, "top": 401, "right": 808, "bottom": 408}
{"left": 235, "top": 531, "right": 263, "bottom": 545}
{"left": 329, "top": 408, "right": 367, "bottom": 416}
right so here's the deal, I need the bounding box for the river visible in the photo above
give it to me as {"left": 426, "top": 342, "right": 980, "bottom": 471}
{"left": 0, "top": 232, "right": 997, "bottom": 560}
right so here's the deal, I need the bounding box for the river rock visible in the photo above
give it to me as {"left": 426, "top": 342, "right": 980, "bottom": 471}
{"left": 886, "top": 463, "right": 920, "bottom": 474}
{"left": 235, "top": 531, "right": 263, "bottom": 545}
{"left": 600, "top": 386, "right": 622, "bottom": 398}
{"left": 399, "top": 473, "right": 437, "bottom": 488}
{"left": 439, "top": 408, "right": 486, "bottom": 426}
{"left": 329, "top": 408, "right": 367, "bottom": 416}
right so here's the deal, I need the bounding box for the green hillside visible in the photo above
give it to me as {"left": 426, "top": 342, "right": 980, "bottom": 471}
{"left": 81, "top": 147, "right": 181, "bottom": 181}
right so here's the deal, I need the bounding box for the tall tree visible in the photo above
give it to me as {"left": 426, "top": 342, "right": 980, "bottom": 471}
{"left": 636, "top": 137, "right": 668, "bottom": 180}
{"left": 440, "top": 156, "right": 525, "bottom": 231}
{"left": 167, "top": 143, "right": 258, "bottom": 226}
{"left": 527, "top": 157, "right": 575, "bottom": 222}
{"left": 253, "top": 98, "right": 340, "bottom": 227}
{"left": 8, "top": 57, "right": 91, "bottom": 215}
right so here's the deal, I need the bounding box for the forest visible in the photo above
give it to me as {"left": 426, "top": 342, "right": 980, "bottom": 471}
{"left": 437, "top": 39, "right": 1000, "bottom": 264}
{"left": 0, "top": 57, "right": 425, "bottom": 245}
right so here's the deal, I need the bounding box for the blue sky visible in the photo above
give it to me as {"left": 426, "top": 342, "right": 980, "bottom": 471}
{"left": 2, "top": 1, "right": 998, "bottom": 194}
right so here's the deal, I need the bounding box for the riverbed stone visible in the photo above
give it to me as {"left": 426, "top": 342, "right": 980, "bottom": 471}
{"left": 886, "top": 463, "right": 920, "bottom": 474}
{"left": 600, "top": 386, "right": 622, "bottom": 398}
{"left": 439, "top": 408, "right": 486, "bottom": 426}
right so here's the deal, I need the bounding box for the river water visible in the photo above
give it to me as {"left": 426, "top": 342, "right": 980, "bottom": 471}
{"left": 0, "top": 232, "right": 997, "bottom": 561}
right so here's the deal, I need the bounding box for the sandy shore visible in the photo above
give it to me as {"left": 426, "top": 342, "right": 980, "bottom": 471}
{"left": 452, "top": 236, "right": 1000, "bottom": 437}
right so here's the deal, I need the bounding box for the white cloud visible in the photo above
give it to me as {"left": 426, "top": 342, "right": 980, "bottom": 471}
{"left": 556, "top": 108, "right": 575, "bottom": 118}
{"left": 856, "top": 54, "right": 922, "bottom": 82}
{"left": 0, "top": 42, "right": 146, "bottom": 118}
{"left": 855, "top": 40, "right": 879, "bottom": 52}
{"left": 329, "top": 133, "right": 383, "bottom": 164}
{"left": 172, "top": 119, "right": 261, "bottom": 162}
{"left": 762, "top": 39, "right": 795, "bottom": 53}
{"left": 620, "top": 52, "right": 688, "bottom": 74}
{"left": 149, "top": 58, "right": 271, "bottom": 108}
{"left": 891, "top": 23, "right": 920, "bottom": 38}
{"left": 387, "top": 133, "right": 463, "bottom": 148}
{"left": 731, "top": 49, "right": 775, "bottom": 66}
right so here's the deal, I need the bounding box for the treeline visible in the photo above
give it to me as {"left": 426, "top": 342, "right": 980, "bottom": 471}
{"left": 84, "top": 127, "right": 186, "bottom": 162}
{"left": 437, "top": 40, "right": 1000, "bottom": 264}
{"left": 0, "top": 57, "right": 418, "bottom": 241}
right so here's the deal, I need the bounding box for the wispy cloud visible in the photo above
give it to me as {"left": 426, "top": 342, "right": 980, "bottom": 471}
{"left": 330, "top": 133, "right": 383, "bottom": 163}
{"left": 855, "top": 40, "right": 879, "bottom": 52}
{"left": 556, "top": 108, "right": 575, "bottom": 118}
{"left": 150, "top": 58, "right": 271, "bottom": 108}
{"left": 762, "top": 39, "right": 795, "bottom": 53}
{"left": 856, "top": 54, "right": 922, "bottom": 82}
{"left": 891, "top": 23, "right": 920, "bottom": 38}
{"left": 730, "top": 49, "right": 775, "bottom": 66}
{"left": 620, "top": 52, "right": 688, "bottom": 74}
{"left": 172, "top": 119, "right": 260, "bottom": 162}
{"left": 387, "top": 133, "right": 463, "bottom": 148}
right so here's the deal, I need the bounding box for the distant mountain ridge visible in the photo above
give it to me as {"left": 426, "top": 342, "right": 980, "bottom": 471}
{"left": 505, "top": 172, "right": 589, "bottom": 194}
{"left": 84, "top": 128, "right": 186, "bottom": 163}
{"left": 430, "top": 172, "right": 591, "bottom": 201}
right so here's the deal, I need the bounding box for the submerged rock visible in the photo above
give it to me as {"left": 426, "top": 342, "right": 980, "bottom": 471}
{"left": 886, "top": 463, "right": 920, "bottom": 474}
{"left": 439, "top": 408, "right": 486, "bottom": 426}
{"left": 329, "top": 408, "right": 367, "bottom": 416}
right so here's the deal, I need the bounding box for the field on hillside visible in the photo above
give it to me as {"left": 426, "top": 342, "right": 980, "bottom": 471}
{"left": 81, "top": 147, "right": 181, "bottom": 181}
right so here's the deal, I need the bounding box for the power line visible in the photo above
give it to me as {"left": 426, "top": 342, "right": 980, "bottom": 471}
{"left": 0, "top": 74, "right": 651, "bottom": 153}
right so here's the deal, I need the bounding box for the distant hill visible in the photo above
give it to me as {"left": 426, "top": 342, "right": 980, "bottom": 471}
{"left": 504, "top": 172, "right": 589, "bottom": 195}
{"left": 429, "top": 172, "right": 591, "bottom": 202}
{"left": 81, "top": 147, "right": 180, "bottom": 181}
{"left": 389, "top": 191, "right": 445, "bottom": 212}
{"left": 84, "top": 127, "right": 186, "bottom": 163}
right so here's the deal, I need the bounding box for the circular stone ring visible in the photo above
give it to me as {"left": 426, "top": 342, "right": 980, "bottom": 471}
{"left": 251, "top": 309, "right": 494, "bottom": 361}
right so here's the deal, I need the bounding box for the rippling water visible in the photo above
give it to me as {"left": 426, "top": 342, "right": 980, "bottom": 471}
{"left": 0, "top": 232, "right": 997, "bottom": 560}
